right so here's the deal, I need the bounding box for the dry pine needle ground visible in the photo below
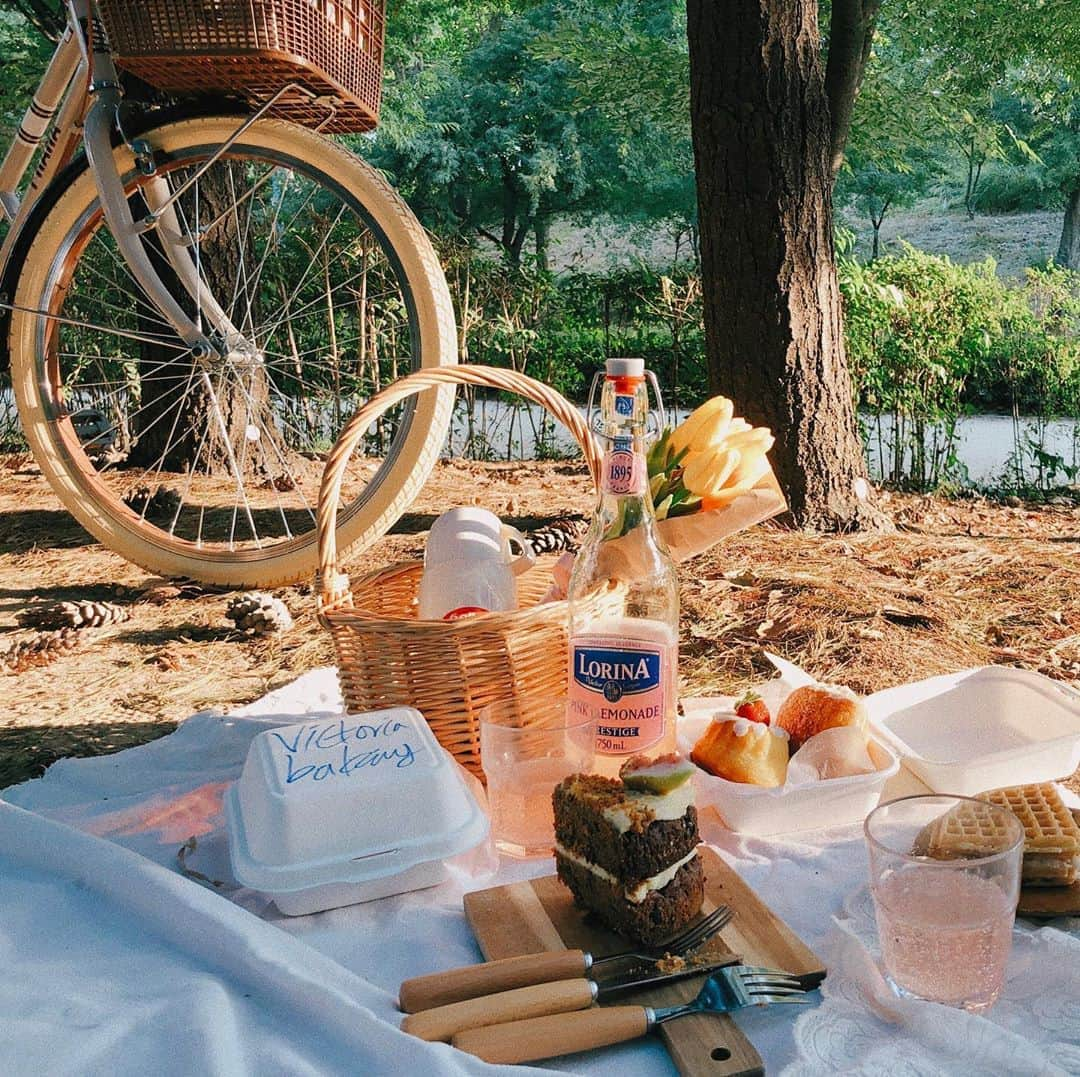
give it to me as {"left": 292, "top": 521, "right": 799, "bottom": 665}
{"left": 1, "top": 457, "right": 1078, "bottom": 794}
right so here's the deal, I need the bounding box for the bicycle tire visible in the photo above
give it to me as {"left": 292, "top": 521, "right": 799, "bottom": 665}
{"left": 8, "top": 114, "right": 457, "bottom": 587}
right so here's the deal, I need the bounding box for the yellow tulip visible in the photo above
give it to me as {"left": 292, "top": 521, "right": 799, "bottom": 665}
{"left": 682, "top": 446, "right": 740, "bottom": 499}
{"left": 723, "top": 427, "right": 775, "bottom": 455}
{"left": 670, "top": 396, "right": 734, "bottom": 455}
{"left": 701, "top": 482, "right": 754, "bottom": 511}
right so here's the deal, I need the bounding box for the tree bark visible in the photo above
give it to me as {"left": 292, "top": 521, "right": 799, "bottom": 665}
{"left": 534, "top": 214, "right": 550, "bottom": 272}
{"left": 870, "top": 198, "right": 890, "bottom": 260}
{"left": 823, "top": 0, "right": 882, "bottom": 178}
{"left": 1056, "top": 186, "right": 1080, "bottom": 269}
{"left": 686, "top": 0, "right": 887, "bottom": 530}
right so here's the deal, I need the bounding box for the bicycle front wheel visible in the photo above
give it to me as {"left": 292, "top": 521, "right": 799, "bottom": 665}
{"left": 9, "top": 115, "right": 456, "bottom": 587}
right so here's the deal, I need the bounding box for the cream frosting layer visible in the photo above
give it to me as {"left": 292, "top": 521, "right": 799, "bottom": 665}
{"left": 601, "top": 780, "right": 695, "bottom": 834}
{"left": 554, "top": 842, "right": 698, "bottom": 904}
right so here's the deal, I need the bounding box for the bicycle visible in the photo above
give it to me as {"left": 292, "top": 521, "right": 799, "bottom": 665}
{"left": 0, "top": 0, "right": 457, "bottom": 587}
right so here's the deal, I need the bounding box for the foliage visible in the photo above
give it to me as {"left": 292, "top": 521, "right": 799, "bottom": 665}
{"left": 534, "top": 0, "right": 695, "bottom": 230}
{"left": 366, "top": 2, "right": 627, "bottom": 266}
{"left": 840, "top": 247, "right": 1080, "bottom": 489}
{"left": 0, "top": 7, "right": 53, "bottom": 142}
{"left": 970, "top": 163, "right": 1062, "bottom": 214}
{"left": 854, "top": 2, "right": 1077, "bottom": 227}
{"left": 837, "top": 148, "right": 939, "bottom": 256}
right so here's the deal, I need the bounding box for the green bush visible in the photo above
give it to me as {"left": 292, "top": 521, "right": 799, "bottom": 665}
{"left": 434, "top": 236, "right": 1080, "bottom": 481}
{"left": 840, "top": 247, "right": 1080, "bottom": 489}
{"left": 969, "top": 164, "right": 1062, "bottom": 214}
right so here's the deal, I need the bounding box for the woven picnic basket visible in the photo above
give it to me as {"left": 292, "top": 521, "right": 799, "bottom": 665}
{"left": 96, "top": 0, "right": 385, "bottom": 132}
{"left": 316, "top": 366, "right": 624, "bottom": 780}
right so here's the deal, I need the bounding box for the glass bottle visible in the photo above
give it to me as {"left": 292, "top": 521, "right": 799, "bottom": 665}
{"left": 567, "top": 357, "right": 679, "bottom": 775}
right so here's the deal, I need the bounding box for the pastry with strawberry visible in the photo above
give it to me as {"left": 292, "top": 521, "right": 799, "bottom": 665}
{"left": 734, "top": 691, "right": 771, "bottom": 725}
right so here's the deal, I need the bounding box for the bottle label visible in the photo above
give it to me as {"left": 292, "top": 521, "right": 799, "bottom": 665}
{"left": 603, "top": 438, "right": 645, "bottom": 495}
{"left": 614, "top": 393, "right": 635, "bottom": 417}
{"left": 568, "top": 635, "right": 671, "bottom": 755}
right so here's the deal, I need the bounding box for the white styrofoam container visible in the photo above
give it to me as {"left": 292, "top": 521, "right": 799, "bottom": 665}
{"left": 677, "top": 710, "right": 899, "bottom": 837}
{"left": 225, "top": 707, "right": 489, "bottom": 915}
{"left": 866, "top": 665, "right": 1080, "bottom": 796}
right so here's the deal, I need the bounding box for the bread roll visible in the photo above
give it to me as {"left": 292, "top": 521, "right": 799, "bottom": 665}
{"left": 691, "top": 716, "right": 789, "bottom": 787}
{"left": 776, "top": 684, "right": 867, "bottom": 751}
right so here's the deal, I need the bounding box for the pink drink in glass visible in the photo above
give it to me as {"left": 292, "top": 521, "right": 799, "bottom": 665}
{"left": 480, "top": 701, "right": 595, "bottom": 858}
{"left": 487, "top": 757, "right": 578, "bottom": 858}
{"left": 865, "top": 795, "right": 1023, "bottom": 1012}
{"left": 872, "top": 868, "right": 1015, "bottom": 1011}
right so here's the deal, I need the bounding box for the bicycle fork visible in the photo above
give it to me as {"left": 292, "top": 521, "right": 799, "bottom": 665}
{"left": 72, "top": 0, "right": 222, "bottom": 356}
{"left": 70, "top": 0, "right": 271, "bottom": 492}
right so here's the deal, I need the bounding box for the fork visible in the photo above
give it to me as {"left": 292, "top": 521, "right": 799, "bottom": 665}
{"left": 581, "top": 903, "right": 736, "bottom": 983}
{"left": 452, "top": 964, "right": 813, "bottom": 1065}
{"left": 398, "top": 904, "right": 733, "bottom": 1012}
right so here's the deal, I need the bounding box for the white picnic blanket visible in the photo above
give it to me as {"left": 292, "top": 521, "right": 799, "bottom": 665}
{"left": 4, "top": 669, "right": 1080, "bottom": 1075}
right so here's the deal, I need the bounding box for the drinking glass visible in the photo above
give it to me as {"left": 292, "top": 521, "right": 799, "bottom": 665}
{"left": 865, "top": 795, "right": 1023, "bottom": 1012}
{"left": 479, "top": 698, "right": 595, "bottom": 858}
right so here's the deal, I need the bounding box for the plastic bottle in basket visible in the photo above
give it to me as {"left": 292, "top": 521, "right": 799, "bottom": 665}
{"left": 417, "top": 507, "right": 535, "bottom": 620}
{"left": 567, "top": 358, "right": 679, "bottom": 775}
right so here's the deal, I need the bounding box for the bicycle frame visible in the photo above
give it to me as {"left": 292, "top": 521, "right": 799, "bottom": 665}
{"left": 0, "top": 24, "right": 85, "bottom": 266}
{"left": 0, "top": 0, "right": 273, "bottom": 361}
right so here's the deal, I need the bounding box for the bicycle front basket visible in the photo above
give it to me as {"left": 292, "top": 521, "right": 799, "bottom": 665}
{"left": 96, "top": 0, "right": 385, "bottom": 133}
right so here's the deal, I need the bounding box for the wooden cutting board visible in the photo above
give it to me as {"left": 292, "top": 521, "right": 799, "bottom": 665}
{"left": 463, "top": 846, "right": 825, "bottom": 1077}
{"left": 1018, "top": 879, "right": 1080, "bottom": 918}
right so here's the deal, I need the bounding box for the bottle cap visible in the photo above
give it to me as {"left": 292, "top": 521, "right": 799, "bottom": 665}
{"left": 605, "top": 357, "right": 645, "bottom": 378}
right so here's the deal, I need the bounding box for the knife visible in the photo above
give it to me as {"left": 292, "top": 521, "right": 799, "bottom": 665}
{"left": 400, "top": 955, "right": 741, "bottom": 1042}
{"left": 399, "top": 947, "right": 727, "bottom": 1013}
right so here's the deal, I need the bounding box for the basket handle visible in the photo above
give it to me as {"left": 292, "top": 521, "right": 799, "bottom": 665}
{"left": 317, "top": 365, "right": 601, "bottom": 601}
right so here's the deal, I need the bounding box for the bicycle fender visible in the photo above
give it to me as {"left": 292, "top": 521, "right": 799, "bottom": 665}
{"left": 0, "top": 99, "right": 245, "bottom": 372}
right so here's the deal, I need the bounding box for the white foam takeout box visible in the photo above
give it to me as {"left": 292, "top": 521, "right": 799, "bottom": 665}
{"left": 678, "top": 677, "right": 899, "bottom": 838}
{"left": 865, "top": 665, "right": 1080, "bottom": 796}
{"left": 225, "top": 707, "right": 489, "bottom": 916}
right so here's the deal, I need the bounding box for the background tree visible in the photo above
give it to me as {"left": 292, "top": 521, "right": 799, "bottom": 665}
{"left": 1015, "top": 90, "right": 1080, "bottom": 269}
{"left": 891, "top": 0, "right": 1080, "bottom": 261}
{"left": 685, "top": 0, "right": 886, "bottom": 529}
{"left": 838, "top": 156, "right": 933, "bottom": 259}
{"left": 371, "top": 3, "right": 622, "bottom": 268}
{"left": 836, "top": 40, "right": 942, "bottom": 258}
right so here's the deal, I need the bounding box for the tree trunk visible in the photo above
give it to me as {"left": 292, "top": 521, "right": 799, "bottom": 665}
{"left": 870, "top": 199, "right": 889, "bottom": 260}
{"left": 823, "top": 0, "right": 882, "bottom": 178}
{"left": 128, "top": 171, "right": 277, "bottom": 478}
{"left": 1056, "top": 186, "right": 1080, "bottom": 269}
{"left": 963, "top": 141, "right": 984, "bottom": 221}
{"left": 686, "top": 0, "right": 887, "bottom": 530}
{"left": 534, "top": 215, "right": 550, "bottom": 272}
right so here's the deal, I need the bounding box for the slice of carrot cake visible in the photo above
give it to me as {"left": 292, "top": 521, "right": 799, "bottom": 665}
{"left": 552, "top": 754, "right": 704, "bottom": 944}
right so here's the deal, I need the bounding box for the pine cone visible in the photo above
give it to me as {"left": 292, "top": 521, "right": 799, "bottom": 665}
{"left": 0, "top": 628, "right": 81, "bottom": 675}
{"left": 123, "top": 484, "right": 182, "bottom": 518}
{"left": 225, "top": 592, "right": 294, "bottom": 636}
{"left": 525, "top": 517, "right": 588, "bottom": 556}
{"left": 16, "top": 599, "right": 132, "bottom": 630}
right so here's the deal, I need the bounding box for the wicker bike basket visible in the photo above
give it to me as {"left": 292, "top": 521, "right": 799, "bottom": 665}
{"left": 316, "top": 366, "right": 625, "bottom": 780}
{"left": 96, "top": 0, "right": 385, "bottom": 133}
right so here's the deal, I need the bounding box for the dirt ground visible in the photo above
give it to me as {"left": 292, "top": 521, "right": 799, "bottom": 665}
{"left": 1, "top": 455, "right": 1079, "bottom": 795}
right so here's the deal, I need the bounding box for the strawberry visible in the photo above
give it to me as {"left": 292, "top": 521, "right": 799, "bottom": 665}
{"left": 734, "top": 691, "right": 771, "bottom": 725}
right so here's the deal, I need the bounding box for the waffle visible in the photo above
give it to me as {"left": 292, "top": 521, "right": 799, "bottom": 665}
{"left": 912, "top": 785, "right": 1080, "bottom": 888}
{"left": 912, "top": 798, "right": 1020, "bottom": 863}
{"left": 978, "top": 783, "right": 1080, "bottom": 888}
